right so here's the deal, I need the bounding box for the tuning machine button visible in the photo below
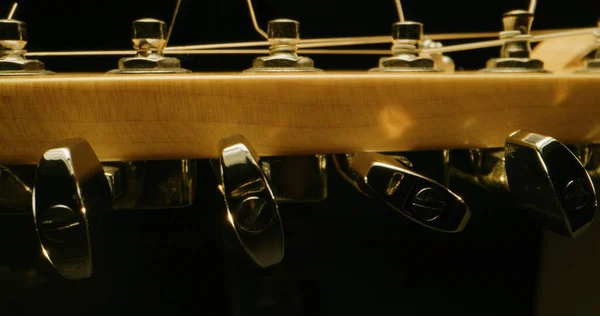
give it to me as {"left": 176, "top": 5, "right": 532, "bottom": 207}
{"left": 333, "top": 152, "right": 470, "bottom": 232}
{"left": 482, "top": 10, "right": 548, "bottom": 73}
{"left": 244, "top": 19, "right": 322, "bottom": 73}
{"left": 33, "top": 138, "right": 112, "bottom": 280}
{"left": 370, "top": 21, "right": 441, "bottom": 72}
{"left": 108, "top": 18, "right": 190, "bottom": 74}
{"left": 214, "top": 135, "right": 285, "bottom": 268}
{"left": 451, "top": 130, "right": 597, "bottom": 238}
{"left": 0, "top": 19, "right": 53, "bottom": 76}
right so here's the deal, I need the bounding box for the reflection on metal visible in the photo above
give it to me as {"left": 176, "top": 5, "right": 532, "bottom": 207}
{"left": 0, "top": 19, "right": 54, "bottom": 76}
{"left": 334, "top": 152, "right": 470, "bottom": 233}
{"left": 261, "top": 155, "right": 327, "bottom": 203}
{"left": 215, "top": 134, "right": 284, "bottom": 268}
{"left": 245, "top": 19, "right": 321, "bottom": 72}
{"left": 108, "top": 18, "right": 190, "bottom": 74}
{"left": 450, "top": 130, "right": 597, "bottom": 239}
{"left": 33, "top": 138, "right": 112, "bottom": 280}
{"left": 370, "top": 21, "right": 440, "bottom": 72}
{"left": 0, "top": 165, "right": 31, "bottom": 214}
{"left": 106, "top": 160, "right": 196, "bottom": 210}
{"left": 482, "top": 10, "right": 548, "bottom": 73}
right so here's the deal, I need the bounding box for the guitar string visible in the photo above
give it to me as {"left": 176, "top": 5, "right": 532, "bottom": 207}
{"left": 246, "top": 0, "right": 269, "bottom": 39}
{"left": 25, "top": 27, "right": 596, "bottom": 57}
{"left": 165, "top": 27, "right": 591, "bottom": 51}
{"left": 395, "top": 0, "right": 405, "bottom": 22}
{"left": 165, "top": 0, "right": 183, "bottom": 47}
{"left": 7, "top": 2, "right": 17, "bottom": 19}
{"left": 529, "top": 0, "right": 537, "bottom": 14}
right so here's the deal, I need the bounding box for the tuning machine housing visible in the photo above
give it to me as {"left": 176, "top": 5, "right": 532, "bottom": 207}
{"left": 370, "top": 21, "right": 441, "bottom": 72}
{"left": 0, "top": 19, "right": 53, "bottom": 76}
{"left": 333, "top": 152, "right": 470, "bottom": 233}
{"left": 244, "top": 19, "right": 322, "bottom": 72}
{"left": 31, "top": 138, "right": 196, "bottom": 280}
{"left": 482, "top": 10, "right": 548, "bottom": 73}
{"left": 449, "top": 131, "right": 596, "bottom": 238}
{"left": 108, "top": 18, "right": 190, "bottom": 74}
{"left": 212, "top": 135, "right": 326, "bottom": 268}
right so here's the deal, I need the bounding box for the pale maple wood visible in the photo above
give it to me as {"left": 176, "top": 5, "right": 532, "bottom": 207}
{"left": 532, "top": 33, "right": 596, "bottom": 73}
{"left": 0, "top": 72, "right": 599, "bottom": 165}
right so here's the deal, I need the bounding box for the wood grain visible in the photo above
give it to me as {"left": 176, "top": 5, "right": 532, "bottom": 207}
{"left": 0, "top": 72, "right": 599, "bottom": 165}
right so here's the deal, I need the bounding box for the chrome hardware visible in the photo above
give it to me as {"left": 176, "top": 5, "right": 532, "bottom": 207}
{"left": 576, "top": 22, "right": 600, "bottom": 73}
{"left": 244, "top": 19, "right": 322, "bottom": 72}
{"left": 104, "top": 160, "right": 196, "bottom": 210}
{"left": 421, "top": 39, "right": 455, "bottom": 73}
{"left": 261, "top": 155, "right": 327, "bottom": 203}
{"left": 31, "top": 138, "right": 196, "bottom": 280}
{"left": 333, "top": 152, "right": 470, "bottom": 233}
{"left": 0, "top": 19, "right": 53, "bottom": 76}
{"left": 0, "top": 166, "right": 31, "bottom": 215}
{"left": 108, "top": 18, "right": 190, "bottom": 74}
{"left": 451, "top": 130, "right": 597, "bottom": 238}
{"left": 33, "top": 138, "right": 112, "bottom": 280}
{"left": 370, "top": 21, "right": 441, "bottom": 72}
{"left": 215, "top": 134, "right": 285, "bottom": 268}
{"left": 482, "top": 10, "right": 548, "bottom": 73}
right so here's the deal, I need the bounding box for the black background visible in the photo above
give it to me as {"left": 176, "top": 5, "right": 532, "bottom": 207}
{"left": 0, "top": 0, "right": 598, "bottom": 315}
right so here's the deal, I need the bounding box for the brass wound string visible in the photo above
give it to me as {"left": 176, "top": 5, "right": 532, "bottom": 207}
{"left": 7, "top": 2, "right": 17, "bottom": 19}
{"left": 394, "top": 0, "right": 405, "bottom": 22}
{"left": 246, "top": 0, "right": 269, "bottom": 39}
{"left": 166, "top": 0, "right": 183, "bottom": 47}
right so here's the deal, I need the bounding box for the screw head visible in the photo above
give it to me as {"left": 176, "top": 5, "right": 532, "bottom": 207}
{"left": 412, "top": 187, "right": 446, "bottom": 222}
{"left": 267, "top": 19, "right": 299, "bottom": 39}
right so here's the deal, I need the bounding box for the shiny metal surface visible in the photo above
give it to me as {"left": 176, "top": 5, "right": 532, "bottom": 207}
{"left": 245, "top": 19, "right": 321, "bottom": 72}
{"left": 107, "top": 160, "right": 196, "bottom": 210}
{"left": 421, "top": 39, "right": 455, "bottom": 72}
{"left": 261, "top": 155, "right": 327, "bottom": 203}
{"left": 0, "top": 19, "right": 53, "bottom": 76}
{"left": 216, "top": 134, "right": 284, "bottom": 268}
{"left": 32, "top": 138, "right": 112, "bottom": 280}
{"left": 482, "top": 10, "right": 547, "bottom": 73}
{"left": 370, "top": 21, "right": 440, "bottom": 72}
{"left": 0, "top": 165, "right": 31, "bottom": 215}
{"left": 108, "top": 18, "right": 189, "bottom": 74}
{"left": 505, "top": 130, "right": 596, "bottom": 238}
{"left": 334, "top": 152, "right": 470, "bottom": 233}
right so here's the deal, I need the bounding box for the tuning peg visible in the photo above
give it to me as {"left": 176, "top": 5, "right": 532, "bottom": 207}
{"left": 333, "top": 152, "right": 470, "bottom": 233}
{"left": 32, "top": 138, "right": 196, "bottom": 280}
{"left": 214, "top": 135, "right": 285, "bottom": 268}
{"left": 33, "top": 138, "right": 112, "bottom": 280}
{"left": 244, "top": 19, "right": 322, "bottom": 72}
{"left": 370, "top": 21, "right": 441, "bottom": 72}
{"left": 576, "top": 21, "right": 600, "bottom": 73}
{"left": 451, "top": 130, "right": 597, "bottom": 238}
{"left": 108, "top": 18, "right": 190, "bottom": 74}
{"left": 482, "top": 10, "right": 548, "bottom": 73}
{"left": 0, "top": 18, "right": 53, "bottom": 76}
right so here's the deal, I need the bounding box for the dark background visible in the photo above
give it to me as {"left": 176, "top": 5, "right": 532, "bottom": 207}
{"left": 0, "top": 0, "right": 598, "bottom": 315}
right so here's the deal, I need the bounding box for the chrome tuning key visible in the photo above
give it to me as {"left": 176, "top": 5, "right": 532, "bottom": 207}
{"left": 213, "top": 135, "right": 327, "bottom": 268}
{"left": 482, "top": 10, "right": 548, "bottom": 73}
{"left": 108, "top": 18, "right": 190, "bottom": 74}
{"left": 244, "top": 19, "right": 321, "bottom": 72}
{"left": 214, "top": 135, "right": 285, "bottom": 268}
{"left": 451, "top": 130, "right": 597, "bottom": 238}
{"left": 370, "top": 21, "right": 440, "bottom": 72}
{"left": 32, "top": 138, "right": 195, "bottom": 280}
{"left": 0, "top": 19, "right": 53, "bottom": 76}
{"left": 333, "top": 152, "right": 470, "bottom": 233}
{"left": 576, "top": 21, "right": 600, "bottom": 73}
